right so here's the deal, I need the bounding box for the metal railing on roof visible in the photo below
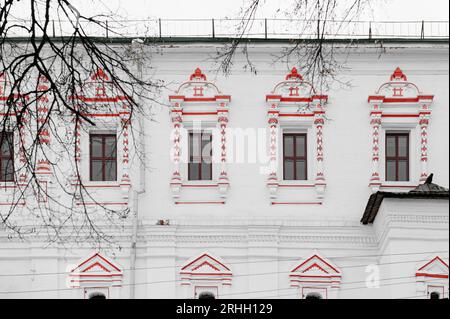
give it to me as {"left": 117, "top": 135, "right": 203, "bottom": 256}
{"left": 4, "top": 18, "right": 450, "bottom": 40}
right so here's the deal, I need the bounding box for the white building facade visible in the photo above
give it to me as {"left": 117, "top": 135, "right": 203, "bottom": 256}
{"left": 0, "top": 40, "right": 448, "bottom": 299}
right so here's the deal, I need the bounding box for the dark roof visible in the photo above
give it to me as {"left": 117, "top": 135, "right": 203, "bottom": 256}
{"left": 361, "top": 174, "right": 449, "bottom": 225}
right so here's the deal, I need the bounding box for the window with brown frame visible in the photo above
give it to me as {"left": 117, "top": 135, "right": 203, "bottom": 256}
{"left": 188, "top": 132, "right": 212, "bottom": 181}
{"left": 0, "top": 132, "right": 14, "bottom": 182}
{"left": 386, "top": 132, "right": 410, "bottom": 182}
{"left": 90, "top": 134, "right": 117, "bottom": 182}
{"left": 283, "top": 133, "right": 307, "bottom": 181}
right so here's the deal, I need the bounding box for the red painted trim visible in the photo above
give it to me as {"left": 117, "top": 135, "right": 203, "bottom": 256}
{"left": 169, "top": 96, "right": 231, "bottom": 102}
{"left": 368, "top": 96, "right": 434, "bottom": 103}
{"left": 266, "top": 96, "right": 328, "bottom": 103}
{"left": 182, "top": 112, "right": 218, "bottom": 116}
{"left": 278, "top": 114, "right": 314, "bottom": 118}
{"left": 272, "top": 202, "right": 323, "bottom": 205}
{"left": 80, "top": 113, "right": 120, "bottom": 118}
{"left": 418, "top": 256, "right": 449, "bottom": 271}
{"left": 182, "top": 253, "right": 231, "bottom": 272}
{"left": 70, "top": 274, "right": 122, "bottom": 278}
{"left": 76, "top": 202, "right": 127, "bottom": 206}
{"left": 416, "top": 273, "right": 449, "bottom": 279}
{"left": 290, "top": 274, "right": 342, "bottom": 278}
{"left": 303, "top": 263, "right": 330, "bottom": 274}
{"left": 72, "top": 253, "right": 121, "bottom": 273}
{"left": 292, "top": 255, "right": 340, "bottom": 274}
{"left": 175, "top": 201, "right": 225, "bottom": 205}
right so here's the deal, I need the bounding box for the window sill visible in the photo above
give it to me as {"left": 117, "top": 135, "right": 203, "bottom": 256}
{"left": 381, "top": 181, "right": 418, "bottom": 188}
{"left": 0, "top": 182, "right": 18, "bottom": 190}
{"left": 181, "top": 181, "right": 218, "bottom": 188}
{"left": 75, "top": 181, "right": 122, "bottom": 189}
{"left": 277, "top": 181, "right": 316, "bottom": 188}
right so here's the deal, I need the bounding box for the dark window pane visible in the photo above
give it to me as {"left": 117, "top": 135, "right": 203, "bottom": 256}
{"left": 296, "top": 136, "right": 306, "bottom": 157}
{"left": 284, "top": 160, "right": 294, "bottom": 180}
{"left": 284, "top": 136, "right": 294, "bottom": 157}
{"left": 1, "top": 160, "right": 14, "bottom": 181}
{"left": 0, "top": 135, "right": 12, "bottom": 156}
{"left": 296, "top": 160, "right": 307, "bottom": 180}
{"left": 105, "top": 160, "right": 117, "bottom": 181}
{"left": 188, "top": 163, "right": 200, "bottom": 181}
{"left": 386, "top": 136, "right": 396, "bottom": 157}
{"left": 398, "top": 136, "right": 408, "bottom": 157}
{"left": 201, "top": 163, "right": 212, "bottom": 181}
{"left": 91, "top": 137, "right": 103, "bottom": 157}
{"left": 386, "top": 160, "right": 396, "bottom": 181}
{"left": 398, "top": 160, "right": 409, "bottom": 181}
{"left": 91, "top": 160, "right": 103, "bottom": 181}
{"left": 104, "top": 136, "right": 117, "bottom": 158}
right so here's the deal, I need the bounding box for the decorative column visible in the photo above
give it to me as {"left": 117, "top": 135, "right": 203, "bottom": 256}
{"left": 369, "top": 104, "right": 382, "bottom": 192}
{"left": 217, "top": 103, "right": 229, "bottom": 198}
{"left": 267, "top": 103, "right": 280, "bottom": 199}
{"left": 419, "top": 112, "right": 430, "bottom": 183}
{"left": 18, "top": 109, "right": 29, "bottom": 189}
{"left": 170, "top": 107, "right": 183, "bottom": 199}
{"left": 314, "top": 103, "right": 326, "bottom": 199}
{"left": 120, "top": 104, "right": 131, "bottom": 199}
{"left": 35, "top": 75, "right": 52, "bottom": 204}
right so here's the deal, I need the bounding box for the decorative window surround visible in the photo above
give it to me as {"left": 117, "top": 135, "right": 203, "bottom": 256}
{"left": 169, "top": 69, "right": 231, "bottom": 203}
{"left": 0, "top": 73, "right": 28, "bottom": 206}
{"left": 415, "top": 256, "right": 449, "bottom": 299}
{"left": 71, "top": 69, "right": 132, "bottom": 204}
{"left": 69, "top": 252, "right": 123, "bottom": 299}
{"left": 290, "top": 254, "right": 342, "bottom": 299}
{"left": 368, "top": 68, "right": 434, "bottom": 193}
{"left": 266, "top": 68, "right": 328, "bottom": 203}
{"left": 180, "top": 252, "right": 232, "bottom": 299}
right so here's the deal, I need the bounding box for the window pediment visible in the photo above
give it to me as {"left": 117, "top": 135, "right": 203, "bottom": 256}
{"left": 69, "top": 252, "right": 123, "bottom": 288}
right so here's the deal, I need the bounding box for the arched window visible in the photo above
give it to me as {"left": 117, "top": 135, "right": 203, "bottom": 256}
{"left": 88, "top": 292, "right": 107, "bottom": 299}
{"left": 305, "top": 293, "right": 323, "bottom": 300}
{"left": 198, "top": 292, "right": 216, "bottom": 300}
{"left": 430, "top": 292, "right": 441, "bottom": 300}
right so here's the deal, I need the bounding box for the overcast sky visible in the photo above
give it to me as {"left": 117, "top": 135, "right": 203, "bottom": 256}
{"left": 75, "top": 0, "right": 449, "bottom": 21}
{"left": 9, "top": 0, "right": 449, "bottom": 22}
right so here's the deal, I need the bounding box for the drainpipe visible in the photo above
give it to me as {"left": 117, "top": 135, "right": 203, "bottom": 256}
{"left": 130, "top": 39, "right": 146, "bottom": 299}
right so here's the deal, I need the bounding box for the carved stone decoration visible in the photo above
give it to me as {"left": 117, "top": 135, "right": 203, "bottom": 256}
{"left": 69, "top": 252, "right": 123, "bottom": 291}
{"left": 35, "top": 75, "right": 52, "bottom": 203}
{"left": 369, "top": 113, "right": 382, "bottom": 192}
{"left": 168, "top": 68, "right": 231, "bottom": 203}
{"left": 266, "top": 68, "right": 328, "bottom": 202}
{"left": 368, "top": 67, "right": 434, "bottom": 190}
{"left": 180, "top": 252, "right": 232, "bottom": 299}
{"left": 217, "top": 112, "right": 229, "bottom": 198}
{"left": 290, "top": 253, "right": 342, "bottom": 299}
{"left": 415, "top": 256, "right": 449, "bottom": 299}
{"left": 119, "top": 104, "right": 131, "bottom": 199}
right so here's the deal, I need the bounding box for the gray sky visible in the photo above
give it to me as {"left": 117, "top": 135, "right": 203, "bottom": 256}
{"left": 9, "top": 0, "right": 449, "bottom": 21}
{"left": 79, "top": 0, "right": 449, "bottom": 21}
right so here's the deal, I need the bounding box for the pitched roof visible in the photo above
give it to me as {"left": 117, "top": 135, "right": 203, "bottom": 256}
{"left": 361, "top": 174, "right": 449, "bottom": 225}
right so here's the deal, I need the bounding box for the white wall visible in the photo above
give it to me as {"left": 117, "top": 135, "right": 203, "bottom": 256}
{"left": 0, "top": 42, "right": 448, "bottom": 299}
